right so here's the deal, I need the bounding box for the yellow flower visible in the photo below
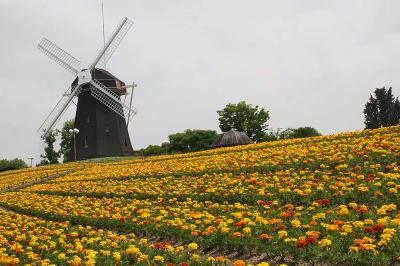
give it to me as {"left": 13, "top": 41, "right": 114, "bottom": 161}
{"left": 176, "top": 246, "right": 184, "bottom": 252}
{"left": 154, "top": 255, "right": 164, "bottom": 263}
{"left": 58, "top": 253, "right": 66, "bottom": 260}
{"left": 126, "top": 245, "right": 140, "bottom": 255}
{"left": 101, "top": 250, "right": 111, "bottom": 256}
{"left": 319, "top": 238, "right": 332, "bottom": 249}
{"left": 191, "top": 254, "right": 201, "bottom": 262}
{"left": 207, "top": 256, "right": 215, "bottom": 261}
{"left": 290, "top": 219, "right": 301, "bottom": 228}
{"left": 278, "top": 230, "right": 288, "bottom": 238}
{"left": 257, "top": 262, "right": 270, "bottom": 266}
{"left": 113, "top": 252, "right": 121, "bottom": 262}
{"left": 138, "top": 254, "right": 148, "bottom": 263}
{"left": 188, "top": 242, "right": 198, "bottom": 250}
{"left": 243, "top": 227, "right": 252, "bottom": 234}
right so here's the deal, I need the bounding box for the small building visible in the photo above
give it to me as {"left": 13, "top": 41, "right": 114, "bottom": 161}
{"left": 212, "top": 130, "right": 253, "bottom": 148}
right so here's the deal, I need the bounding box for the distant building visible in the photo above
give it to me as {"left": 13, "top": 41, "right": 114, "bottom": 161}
{"left": 212, "top": 130, "right": 253, "bottom": 148}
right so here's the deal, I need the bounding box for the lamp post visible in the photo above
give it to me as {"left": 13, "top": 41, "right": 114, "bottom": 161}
{"left": 27, "top": 157, "right": 34, "bottom": 167}
{"left": 69, "top": 128, "right": 80, "bottom": 161}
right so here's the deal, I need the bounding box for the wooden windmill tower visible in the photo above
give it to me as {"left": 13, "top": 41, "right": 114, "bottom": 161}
{"left": 37, "top": 17, "right": 137, "bottom": 160}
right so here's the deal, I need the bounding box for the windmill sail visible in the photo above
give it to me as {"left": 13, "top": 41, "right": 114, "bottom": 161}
{"left": 38, "top": 38, "right": 81, "bottom": 75}
{"left": 39, "top": 85, "right": 81, "bottom": 136}
{"left": 90, "top": 79, "right": 137, "bottom": 122}
{"left": 89, "top": 17, "right": 133, "bottom": 70}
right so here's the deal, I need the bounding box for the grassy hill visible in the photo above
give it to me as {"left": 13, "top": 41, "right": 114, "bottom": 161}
{"left": 1, "top": 126, "right": 400, "bottom": 265}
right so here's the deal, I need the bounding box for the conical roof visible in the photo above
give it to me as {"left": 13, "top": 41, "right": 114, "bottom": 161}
{"left": 212, "top": 130, "right": 253, "bottom": 148}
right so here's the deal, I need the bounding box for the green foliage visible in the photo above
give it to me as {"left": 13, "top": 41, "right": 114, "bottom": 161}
{"left": 0, "top": 158, "right": 28, "bottom": 170}
{"left": 141, "top": 145, "right": 165, "bottom": 156}
{"left": 285, "top": 127, "right": 321, "bottom": 139}
{"left": 217, "top": 101, "right": 269, "bottom": 142}
{"left": 364, "top": 87, "right": 400, "bottom": 129}
{"left": 59, "top": 119, "right": 75, "bottom": 163}
{"left": 39, "top": 130, "right": 60, "bottom": 165}
{"left": 261, "top": 127, "right": 321, "bottom": 142}
{"left": 168, "top": 129, "right": 218, "bottom": 152}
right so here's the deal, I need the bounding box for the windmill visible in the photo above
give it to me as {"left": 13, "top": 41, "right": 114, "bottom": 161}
{"left": 37, "top": 17, "right": 137, "bottom": 160}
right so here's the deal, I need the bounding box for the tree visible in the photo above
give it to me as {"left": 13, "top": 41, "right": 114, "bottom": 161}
{"left": 364, "top": 87, "right": 400, "bottom": 129}
{"left": 168, "top": 129, "right": 218, "bottom": 152}
{"left": 285, "top": 127, "right": 321, "bottom": 139}
{"left": 261, "top": 127, "right": 321, "bottom": 142}
{"left": 0, "top": 159, "right": 27, "bottom": 170}
{"left": 59, "top": 119, "right": 75, "bottom": 163}
{"left": 39, "top": 130, "right": 60, "bottom": 165}
{"left": 217, "top": 101, "right": 269, "bottom": 142}
{"left": 141, "top": 145, "right": 164, "bottom": 156}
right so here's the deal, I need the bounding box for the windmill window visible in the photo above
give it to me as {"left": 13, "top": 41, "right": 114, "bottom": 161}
{"left": 124, "top": 137, "right": 127, "bottom": 147}
{"left": 86, "top": 115, "right": 90, "bottom": 124}
{"left": 84, "top": 136, "right": 89, "bottom": 148}
{"left": 105, "top": 127, "right": 111, "bottom": 136}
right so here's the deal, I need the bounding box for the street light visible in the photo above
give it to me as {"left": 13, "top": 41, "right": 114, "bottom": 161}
{"left": 69, "top": 128, "right": 80, "bottom": 161}
{"left": 27, "top": 157, "right": 34, "bottom": 167}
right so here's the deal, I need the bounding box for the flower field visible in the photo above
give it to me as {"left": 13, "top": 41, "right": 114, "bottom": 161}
{"left": 1, "top": 126, "right": 400, "bottom": 265}
{"left": 0, "top": 164, "right": 75, "bottom": 191}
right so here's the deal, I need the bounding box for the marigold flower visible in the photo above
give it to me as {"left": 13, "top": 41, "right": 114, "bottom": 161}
{"left": 191, "top": 254, "right": 200, "bottom": 262}
{"left": 319, "top": 238, "right": 332, "bottom": 249}
{"left": 138, "top": 254, "right": 148, "bottom": 262}
{"left": 290, "top": 219, "right": 301, "bottom": 228}
{"left": 234, "top": 260, "right": 246, "bottom": 266}
{"left": 187, "top": 242, "right": 198, "bottom": 251}
{"left": 154, "top": 255, "right": 165, "bottom": 263}
{"left": 278, "top": 230, "right": 288, "bottom": 238}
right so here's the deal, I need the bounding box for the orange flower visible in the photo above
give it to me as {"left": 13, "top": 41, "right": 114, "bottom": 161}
{"left": 296, "top": 238, "right": 308, "bottom": 248}
{"left": 259, "top": 234, "right": 271, "bottom": 240}
{"left": 234, "top": 260, "right": 246, "bottom": 266}
{"left": 232, "top": 232, "right": 244, "bottom": 238}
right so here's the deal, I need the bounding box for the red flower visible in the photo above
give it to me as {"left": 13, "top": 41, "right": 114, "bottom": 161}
{"left": 296, "top": 238, "right": 308, "bottom": 248}
{"left": 234, "top": 221, "right": 246, "bottom": 228}
{"left": 181, "top": 262, "right": 188, "bottom": 266}
{"left": 372, "top": 224, "right": 384, "bottom": 233}
{"left": 363, "top": 226, "right": 374, "bottom": 233}
{"left": 306, "top": 236, "right": 318, "bottom": 244}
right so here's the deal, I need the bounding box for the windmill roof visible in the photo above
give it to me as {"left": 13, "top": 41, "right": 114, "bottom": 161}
{"left": 95, "top": 68, "right": 123, "bottom": 82}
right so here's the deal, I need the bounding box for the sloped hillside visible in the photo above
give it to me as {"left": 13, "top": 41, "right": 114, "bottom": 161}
{"left": 1, "top": 126, "right": 400, "bottom": 265}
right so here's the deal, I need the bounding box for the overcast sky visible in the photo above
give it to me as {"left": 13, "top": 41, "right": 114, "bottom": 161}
{"left": 1, "top": 1, "right": 400, "bottom": 164}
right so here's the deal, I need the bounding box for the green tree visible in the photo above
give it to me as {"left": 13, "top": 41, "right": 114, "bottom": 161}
{"left": 168, "top": 129, "right": 218, "bottom": 152}
{"left": 217, "top": 101, "right": 269, "bottom": 142}
{"left": 141, "top": 145, "right": 164, "bottom": 156}
{"left": 364, "top": 87, "right": 400, "bottom": 129}
{"left": 39, "top": 130, "right": 60, "bottom": 165}
{"left": 59, "top": 119, "right": 75, "bottom": 163}
{"left": 261, "top": 127, "right": 321, "bottom": 142}
{"left": 285, "top": 127, "right": 321, "bottom": 139}
{"left": 0, "top": 159, "right": 27, "bottom": 170}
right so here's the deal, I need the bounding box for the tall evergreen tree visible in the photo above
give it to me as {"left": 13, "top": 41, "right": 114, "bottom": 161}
{"left": 391, "top": 98, "right": 400, "bottom": 126}
{"left": 363, "top": 87, "right": 400, "bottom": 129}
{"left": 364, "top": 94, "right": 380, "bottom": 129}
